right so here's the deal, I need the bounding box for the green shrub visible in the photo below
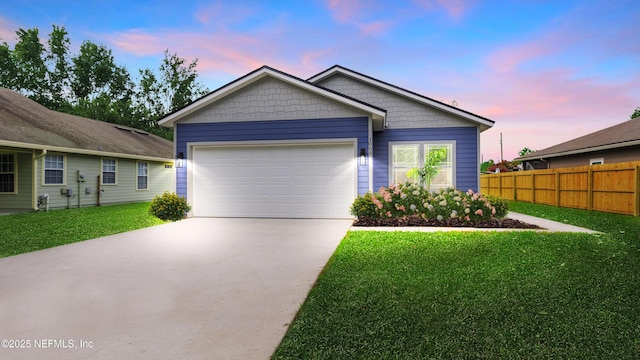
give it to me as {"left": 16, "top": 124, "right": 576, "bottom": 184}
{"left": 149, "top": 191, "right": 191, "bottom": 221}
{"left": 485, "top": 195, "right": 508, "bottom": 218}
{"left": 349, "top": 184, "right": 506, "bottom": 223}
{"left": 350, "top": 192, "right": 378, "bottom": 219}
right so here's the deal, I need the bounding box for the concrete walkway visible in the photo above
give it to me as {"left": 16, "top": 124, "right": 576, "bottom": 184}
{"left": 0, "top": 218, "right": 352, "bottom": 360}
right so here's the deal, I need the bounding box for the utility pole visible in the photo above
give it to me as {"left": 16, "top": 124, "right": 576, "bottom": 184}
{"left": 499, "top": 132, "right": 503, "bottom": 162}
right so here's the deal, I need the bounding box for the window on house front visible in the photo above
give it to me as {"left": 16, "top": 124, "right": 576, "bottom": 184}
{"left": 102, "top": 159, "right": 117, "bottom": 184}
{"left": 390, "top": 142, "right": 455, "bottom": 191}
{"left": 44, "top": 154, "right": 65, "bottom": 185}
{"left": 137, "top": 162, "right": 148, "bottom": 190}
{"left": 590, "top": 158, "right": 604, "bottom": 165}
{"left": 0, "top": 153, "right": 15, "bottom": 193}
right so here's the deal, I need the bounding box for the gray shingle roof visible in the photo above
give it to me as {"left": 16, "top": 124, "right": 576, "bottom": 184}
{"left": 517, "top": 119, "right": 640, "bottom": 161}
{"left": 0, "top": 88, "right": 173, "bottom": 160}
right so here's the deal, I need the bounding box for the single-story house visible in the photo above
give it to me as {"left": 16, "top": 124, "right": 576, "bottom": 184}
{"left": 0, "top": 88, "right": 175, "bottom": 212}
{"left": 516, "top": 119, "right": 640, "bottom": 169}
{"left": 158, "top": 65, "right": 495, "bottom": 219}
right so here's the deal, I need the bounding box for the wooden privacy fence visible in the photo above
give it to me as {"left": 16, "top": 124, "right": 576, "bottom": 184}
{"left": 480, "top": 161, "right": 640, "bottom": 217}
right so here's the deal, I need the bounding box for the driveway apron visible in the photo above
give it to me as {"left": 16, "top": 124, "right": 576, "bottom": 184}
{"left": 0, "top": 218, "right": 352, "bottom": 360}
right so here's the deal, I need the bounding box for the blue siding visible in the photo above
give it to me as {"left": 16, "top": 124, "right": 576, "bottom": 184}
{"left": 176, "top": 117, "right": 369, "bottom": 197}
{"left": 372, "top": 127, "right": 479, "bottom": 192}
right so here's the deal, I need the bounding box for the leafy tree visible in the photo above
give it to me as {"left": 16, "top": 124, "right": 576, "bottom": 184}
{"left": 518, "top": 147, "right": 535, "bottom": 157}
{"left": 44, "top": 25, "right": 71, "bottom": 110}
{"left": 0, "top": 25, "right": 210, "bottom": 140}
{"left": 481, "top": 159, "right": 495, "bottom": 173}
{"left": 12, "top": 28, "right": 47, "bottom": 100}
{"left": 632, "top": 107, "right": 640, "bottom": 119}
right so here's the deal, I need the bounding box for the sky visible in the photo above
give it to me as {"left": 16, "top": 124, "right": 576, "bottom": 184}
{"left": 1, "top": 0, "right": 639, "bottom": 162}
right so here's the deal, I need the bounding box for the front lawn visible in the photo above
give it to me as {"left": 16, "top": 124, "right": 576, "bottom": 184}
{"left": 0, "top": 202, "right": 164, "bottom": 258}
{"left": 274, "top": 202, "right": 640, "bottom": 359}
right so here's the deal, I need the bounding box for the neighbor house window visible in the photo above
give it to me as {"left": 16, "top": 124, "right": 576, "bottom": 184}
{"left": 137, "top": 162, "right": 148, "bottom": 190}
{"left": 0, "top": 153, "right": 15, "bottom": 193}
{"left": 390, "top": 142, "right": 455, "bottom": 191}
{"left": 102, "top": 159, "right": 117, "bottom": 184}
{"left": 44, "top": 154, "right": 65, "bottom": 185}
{"left": 590, "top": 158, "right": 604, "bottom": 165}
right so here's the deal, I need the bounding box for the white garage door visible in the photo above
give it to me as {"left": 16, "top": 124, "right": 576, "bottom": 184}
{"left": 192, "top": 142, "right": 356, "bottom": 218}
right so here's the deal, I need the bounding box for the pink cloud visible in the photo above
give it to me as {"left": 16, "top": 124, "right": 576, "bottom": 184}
{"left": 413, "top": 0, "right": 471, "bottom": 20}
{"left": 105, "top": 29, "right": 165, "bottom": 56}
{"left": 326, "top": 0, "right": 361, "bottom": 23}
{"left": 0, "top": 16, "right": 19, "bottom": 43}
{"left": 325, "top": 0, "right": 394, "bottom": 36}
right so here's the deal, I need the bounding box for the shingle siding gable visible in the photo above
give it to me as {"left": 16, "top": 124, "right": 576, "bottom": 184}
{"left": 177, "top": 77, "right": 368, "bottom": 124}
{"left": 316, "top": 75, "right": 472, "bottom": 129}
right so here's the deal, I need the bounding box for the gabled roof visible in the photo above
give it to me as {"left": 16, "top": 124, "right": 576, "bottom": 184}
{"left": 0, "top": 88, "right": 173, "bottom": 161}
{"left": 158, "top": 65, "right": 387, "bottom": 130}
{"left": 308, "top": 65, "right": 495, "bottom": 132}
{"left": 517, "top": 119, "right": 640, "bottom": 161}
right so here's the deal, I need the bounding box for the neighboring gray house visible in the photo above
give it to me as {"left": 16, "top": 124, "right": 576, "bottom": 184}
{"left": 517, "top": 119, "right": 640, "bottom": 169}
{"left": 0, "top": 88, "right": 175, "bottom": 212}
{"left": 158, "top": 65, "right": 495, "bottom": 219}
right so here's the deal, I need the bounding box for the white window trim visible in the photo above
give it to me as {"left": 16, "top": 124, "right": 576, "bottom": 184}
{"left": 590, "top": 158, "right": 604, "bottom": 165}
{"left": 0, "top": 152, "right": 17, "bottom": 194}
{"left": 388, "top": 140, "right": 456, "bottom": 189}
{"left": 136, "top": 161, "right": 149, "bottom": 190}
{"left": 101, "top": 158, "right": 118, "bottom": 185}
{"left": 42, "top": 153, "right": 66, "bottom": 186}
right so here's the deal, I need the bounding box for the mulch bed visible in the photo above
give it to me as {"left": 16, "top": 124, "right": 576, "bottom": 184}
{"left": 353, "top": 216, "right": 543, "bottom": 229}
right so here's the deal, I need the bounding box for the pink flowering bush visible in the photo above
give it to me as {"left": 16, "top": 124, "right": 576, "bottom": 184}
{"left": 350, "top": 184, "right": 506, "bottom": 225}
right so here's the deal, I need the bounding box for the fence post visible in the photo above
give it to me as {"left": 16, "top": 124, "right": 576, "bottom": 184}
{"left": 555, "top": 171, "right": 560, "bottom": 206}
{"left": 587, "top": 168, "right": 593, "bottom": 211}
{"left": 633, "top": 165, "right": 640, "bottom": 217}
{"left": 513, "top": 173, "right": 517, "bottom": 201}
{"left": 531, "top": 173, "right": 536, "bottom": 204}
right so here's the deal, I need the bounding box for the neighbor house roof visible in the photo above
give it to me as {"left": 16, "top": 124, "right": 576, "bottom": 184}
{"left": 307, "top": 65, "right": 495, "bottom": 132}
{"left": 0, "top": 88, "right": 173, "bottom": 162}
{"left": 517, "top": 119, "right": 640, "bottom": 161}
{"left": 158, "top": 65, "right": 388, "bottom": 131}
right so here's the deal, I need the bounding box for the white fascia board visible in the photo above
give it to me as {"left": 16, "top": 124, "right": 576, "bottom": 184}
{"left": 158, "top": 67, "right": 386, "bottom": 128}
{"left": 0, "top": 140, "right": 173, "bottom": 163}
{"left": 309, "top": 67, "right": 494, "bottom": 130}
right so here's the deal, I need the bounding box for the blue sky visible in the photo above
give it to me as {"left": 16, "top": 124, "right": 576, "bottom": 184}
{"left": 2, "top": 0, "right": 639, "bottom": 161}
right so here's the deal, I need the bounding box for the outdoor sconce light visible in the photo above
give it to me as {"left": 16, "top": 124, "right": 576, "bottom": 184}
{"left": 176, "top": 152, "right": 185, "bottom": 168}
{"left": 359, "top": 148, "right": 366, "bottom": 166}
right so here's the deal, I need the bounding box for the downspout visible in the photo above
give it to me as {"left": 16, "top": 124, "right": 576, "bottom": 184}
{"left": 540, "top": 158, "right": 550, "bottom": 169}
{"left": 32, "top": 149, "right": 47, "bottom": 210}
{"left": 368, "top": 117, "right": 374, "bottom": 193}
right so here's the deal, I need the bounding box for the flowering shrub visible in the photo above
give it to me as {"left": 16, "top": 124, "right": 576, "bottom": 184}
{"left": 350, "top": 183, "right": 506, "bottom": 224}
{"left": 149, "top": 191, "right": 191, "bottom": 221}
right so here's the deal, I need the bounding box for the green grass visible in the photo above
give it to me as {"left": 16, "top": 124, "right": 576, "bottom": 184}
{"left": 0, "top": 202, "right": 165, "bottom": 258}
{"left": 274, "top": 203, "right": 640, "bottom": 359}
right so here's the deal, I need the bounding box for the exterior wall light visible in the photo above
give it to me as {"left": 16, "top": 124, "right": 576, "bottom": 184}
{"left": 176, "top": 152, "right": 185, "bottom": 168}
{"left": 359, "top": 148, "right": 366, "bottom": 166}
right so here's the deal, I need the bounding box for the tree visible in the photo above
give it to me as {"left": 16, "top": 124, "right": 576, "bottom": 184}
{"left": 631, "top": 107, "right": 640, "bottom": 119}
{"left": 518, "top": 147, "right": 535, "bottom": 157}
{"left": 481, "top": 159, "right": 495, "bottom": 173}
{"left": 133, "top": 50, "right": 208, "bottom": 138}
{"left": 11, "top": 28, "right": 47, "bottom": 100}
{"left": 44, "top": 25, "right": 71, "bottom": 110}
{"left": 0, "top": 24, "right": 210, "bottom": 140}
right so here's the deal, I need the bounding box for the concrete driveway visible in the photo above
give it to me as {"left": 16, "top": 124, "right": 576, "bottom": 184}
{"left": 0, "top": 218, "right": 352, "bottom": 360}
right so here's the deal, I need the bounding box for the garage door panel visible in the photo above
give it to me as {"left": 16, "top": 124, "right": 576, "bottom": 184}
{"left": 192, "top": 143, "right": 355, "bottom": 218}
